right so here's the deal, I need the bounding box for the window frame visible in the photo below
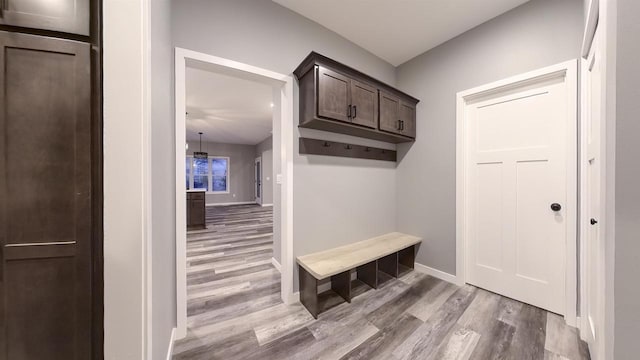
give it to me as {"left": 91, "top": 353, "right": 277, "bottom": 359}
{"left": 186, "top": 155, "right": 230, "bottom": 194}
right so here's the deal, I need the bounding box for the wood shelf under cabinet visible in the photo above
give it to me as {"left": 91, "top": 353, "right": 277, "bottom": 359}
{"left": 294, "top": 52, "right": 419, "bottom": 144}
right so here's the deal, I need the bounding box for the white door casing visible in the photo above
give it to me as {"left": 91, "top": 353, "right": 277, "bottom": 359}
{"left": 174, "top": 48, "right": 295, "bottom": 340}
{"left": 457, "top": 60, "right": 578, "bottom": 323}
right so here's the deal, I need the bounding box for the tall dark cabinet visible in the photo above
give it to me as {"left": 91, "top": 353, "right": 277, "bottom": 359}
{"left": 0, "top": 0, "right": 101, "bottom": 359}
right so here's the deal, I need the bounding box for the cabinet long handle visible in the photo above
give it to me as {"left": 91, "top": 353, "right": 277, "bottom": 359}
{"left": 0, "top": 0, "right": 4, "bottom": 18}
{"left": 353, "top": 105, "right": 357, "bottom": 119}
{"left": 397, "top": 120, "right": 401, "bottom": 130}
{"left": 348, "top": 105, "right": 352, "bottom": 118}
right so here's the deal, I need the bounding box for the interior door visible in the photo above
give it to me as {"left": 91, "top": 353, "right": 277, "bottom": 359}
{"left": 584, "top": 26, "right": 604, "bottom": 359}
{"left": 255, "top": 157, "right": 262, "bottom": 205}
{"left": 379, "top": 90, "right": 401, "bottom": 135}
{"left": 0, "top": 31, "right": 92, "bottom": 359}
{"left": 465, "top": 68, "right": 574, "bottom": 315}
{"left": 317, "top": 66, "right": 350, "bottom": 123}
{"left": 0, "top": 0, "right": 90, "bottom": 35}
{"left": 349, "top": 79, "right": 377, "bottom": 129}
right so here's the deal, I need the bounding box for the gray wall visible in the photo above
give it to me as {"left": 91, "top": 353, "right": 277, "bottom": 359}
{"left": 293, "top": 129, "right": 397, "bottom": 290}
{"left": 172, "top": 0, "right": 394, "bottom": 85}
{"left": 256, "top": 136, "right": 274, "bottom": 205}
{"left": 150, "top": 0, "right": 175, "bottom": 358}
{"left": 173, "top": 0, "right": 398, "bottom": 284}
{"left": 256, "top": 135, "right": 273, "bottom": 154}
{"left": 395, "top": 0, "right": 584, "bottom": 274}
{"left": 615, "top": 0, "right": 640, "bottom": 357}
{"left": 187, "top": 141, "right": 258, "bottom": 204}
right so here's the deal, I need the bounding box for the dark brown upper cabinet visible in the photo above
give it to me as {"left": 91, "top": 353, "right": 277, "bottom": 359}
{"left": 318, "top": 66, "right": 351, "bottom": 123}
{"left": 350, "top": 79, "right": 377, "bottom": 129}
{"left": 295, "top": 52, "right": 419, "bottom": 144}
{"left": 399, "top": 100, "right": 416, "bottom": 138}
{"left": 379, "top": 90, "right": 401, "bottom": 135}
{"left": 317, "top": 66, "right": 378, "bottom": 129}
{"left": 379, "top": 90, "right": 416, "bottom": 138}
{"left": 0, "top": 0, "right": 90, "bottom": 36}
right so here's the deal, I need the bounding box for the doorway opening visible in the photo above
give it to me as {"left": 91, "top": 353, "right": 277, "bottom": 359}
{"left": 174, "top": 48, "right": 294, "bottom": 340}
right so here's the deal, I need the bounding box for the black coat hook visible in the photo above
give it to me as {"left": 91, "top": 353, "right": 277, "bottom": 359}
{"left": 345, "top": 144, "right": 352, "bottom": 150}
{"left": 323, "top": 141, "right": 330, "bottom": 147}
{"left": 365, "top": 147, "right": 371, "bottom": 152}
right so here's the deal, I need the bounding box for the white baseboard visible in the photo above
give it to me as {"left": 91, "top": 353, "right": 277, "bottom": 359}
{"left": 271, "top": 257, "right": 281, "bottom": 272}
{"left": 206, "top": 201, "right": 257, "bottom": 207}
{"left": 261, "top": 203, "right": 274, "bottom": 207}
{"left": 414, "top": 262, "right": 460, "bottom": 285}
{"left": 165, "top": 327, "right": 176, "bottom": 360}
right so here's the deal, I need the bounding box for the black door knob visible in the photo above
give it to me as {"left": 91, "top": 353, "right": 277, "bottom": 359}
{"left": 551, "top": 203, "right": 562, "bottom": 211}
{"left": 590, "top": 218, "right": 598, "bottom": 225}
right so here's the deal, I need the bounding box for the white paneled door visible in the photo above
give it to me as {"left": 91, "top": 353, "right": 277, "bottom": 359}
{"left": 583, "top": 25, "right": 604, "bottom": 358}
{"left": 461, "top": 63, "right": 577, "bottom": 315}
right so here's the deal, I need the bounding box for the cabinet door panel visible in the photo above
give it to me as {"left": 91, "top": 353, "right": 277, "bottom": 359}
{"left": 379, "top": 90, "right": 401, "bottom": 135}
{"left": 350, "top": 79, "right": 377, "bottom": 129}
{"left": 400, "top": 101, "right": 416, "bottom": 138}
{"left": 0, "top": 31, "right": 91, "bottom": 359}
{"left": 0, "top": 0, "right": 90, "bottom": 36}
{"left": 317, "top": 66, "right": 350, "bottom": 123}
{"left": 191, "top": 199, "right": 205, "bottom": 227}
{"left": 187, "top": 198, "right": 192, "bottom": 226}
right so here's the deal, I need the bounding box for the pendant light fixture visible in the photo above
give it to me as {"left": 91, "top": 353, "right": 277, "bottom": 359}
{"left": 194, "top": 132, "right": 208, "bottom": 160}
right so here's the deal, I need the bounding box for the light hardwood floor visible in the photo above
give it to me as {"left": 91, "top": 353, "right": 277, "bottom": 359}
{"left": 173, "top": 204, "right": 590, "bottom": 360}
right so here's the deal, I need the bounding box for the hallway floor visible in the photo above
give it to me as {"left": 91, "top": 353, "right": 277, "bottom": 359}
{"left": 172, "top": 205, "right": 589, "bottom": 360}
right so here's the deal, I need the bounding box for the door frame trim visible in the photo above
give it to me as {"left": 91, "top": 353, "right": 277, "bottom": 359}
{"left": 255, "top": 156, "right": 262, "bottom": 205}
{"left": 174, "top": 47, "right": 295, "bottom": 340}
{"left": 581, "top": 0, "right": 599, "bottom": 59}
{"left": 455, "top": 60, "right": 578, "bottom": 326}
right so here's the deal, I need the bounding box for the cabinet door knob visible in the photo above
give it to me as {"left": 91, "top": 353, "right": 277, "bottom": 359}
{"left": 550, "top": 203, "right": 562, "bottom": 211}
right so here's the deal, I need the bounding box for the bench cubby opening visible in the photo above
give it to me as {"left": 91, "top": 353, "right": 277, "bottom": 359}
{"left": 297, "top": 237, "right": 420, "bottom": 318}
{"left": 398, "top": 245, "right": 416, "bottom": 277}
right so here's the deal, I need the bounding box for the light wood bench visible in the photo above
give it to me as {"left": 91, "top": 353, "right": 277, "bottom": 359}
{"left": 296, "top": 232, "right": 422, "bottom": 318}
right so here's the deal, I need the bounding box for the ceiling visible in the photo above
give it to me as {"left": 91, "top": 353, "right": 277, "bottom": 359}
{"left": 273, "top": 0, "right": 530, "bottom": 66}
{"left": 186, "top": 67, "right": 273, "bottom": 145}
